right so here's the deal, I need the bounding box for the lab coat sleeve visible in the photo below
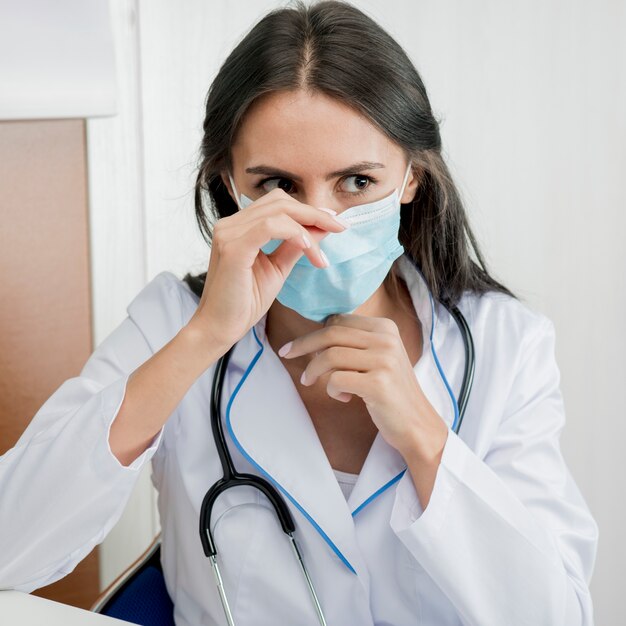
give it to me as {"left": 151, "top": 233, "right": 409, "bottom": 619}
{"left": 0, "top": 313, "right": 167, "bottom": 593}
{"left": 389, "top": 317, "right": 599, "bottom": 626}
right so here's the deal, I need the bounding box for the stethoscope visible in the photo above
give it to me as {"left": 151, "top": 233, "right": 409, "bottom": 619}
{"left": 199, "top": 300, "right": 475, "bottom": 626}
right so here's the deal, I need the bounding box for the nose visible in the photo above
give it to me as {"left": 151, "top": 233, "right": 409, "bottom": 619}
{"left": 299, "top": 187, "right": 339, "bottom": 213}
{"left": 298, "top": 183, "right": 345, "bottom": 214}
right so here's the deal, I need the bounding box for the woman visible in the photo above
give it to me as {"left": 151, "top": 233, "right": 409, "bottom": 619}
{"left": 0, "top": 1, "right": 598, "bottom": 625}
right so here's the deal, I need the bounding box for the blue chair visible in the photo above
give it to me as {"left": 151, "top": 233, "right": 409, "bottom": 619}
{"left": 90, "top": 532, "right": 175, "bottom": 626}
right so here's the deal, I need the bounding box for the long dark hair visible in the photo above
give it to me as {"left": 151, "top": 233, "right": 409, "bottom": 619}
{"left": 183, "top": 0, "right": 517, "bottom": 312}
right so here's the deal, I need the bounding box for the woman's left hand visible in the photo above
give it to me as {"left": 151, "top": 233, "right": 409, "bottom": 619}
{"left": 278, "top": 313, "right": 448, "bottom": 463}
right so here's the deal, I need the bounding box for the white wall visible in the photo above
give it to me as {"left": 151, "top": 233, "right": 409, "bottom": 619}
{"left": 0, "top": 0, "right": 117, "bottom": 119}
{"left": 87, "top": 1, "right": 624, "bottom": 622}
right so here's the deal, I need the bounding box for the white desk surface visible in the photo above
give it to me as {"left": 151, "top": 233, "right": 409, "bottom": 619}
{"left": 0, "top": 590, "right": 134, "bottom": 625}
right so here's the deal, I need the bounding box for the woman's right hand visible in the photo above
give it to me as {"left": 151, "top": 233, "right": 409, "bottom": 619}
{"left": 188, "top": 187, "right": 349, "bottom": 348}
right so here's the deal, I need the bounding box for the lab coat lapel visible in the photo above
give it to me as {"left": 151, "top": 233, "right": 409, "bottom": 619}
{"left": 222, "top": 253, "right": 457, "bottom": 577}
{"left": 347, "top": 254, "right": 457, "bottom": 515}
{"left": 224, "top": 315, "right": 369, "bottom": 581}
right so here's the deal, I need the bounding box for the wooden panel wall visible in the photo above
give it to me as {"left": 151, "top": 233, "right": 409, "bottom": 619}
{"left": 0, "top": 119, "right": 100, "bottom": 609}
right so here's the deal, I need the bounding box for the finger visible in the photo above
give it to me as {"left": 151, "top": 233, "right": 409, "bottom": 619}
{"left": 326, "top": 370, "right": 364, "bottom": 403}
{"left": 281, "top": 326, "right": 374, "bottom": 359}
{"left": 301, "top": 346, "right": 364, "bottom": 388}
{"left": 301, "top": 345, "right": 390, "bottom": 387}
{"left": 323, "top": 313, "right": 401, "bottom": 336}
{"left": 230, "top": 187, "right": 348, "bottom": 235}
{"left": 281, "top": 317, "right": 401, "bottom": 359}
{"left": 234, "top": 212, "right": 328, "bottom": 268}
{"left": 267, "top": 229, "right": 332, "bottom": 279}
{"left": 227, "top": 197, "right": 348, "bottom": 268}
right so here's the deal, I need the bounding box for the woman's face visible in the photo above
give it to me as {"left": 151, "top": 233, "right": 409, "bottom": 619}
{"left": 223, "top": 89, "right": 418, "bottom": 213}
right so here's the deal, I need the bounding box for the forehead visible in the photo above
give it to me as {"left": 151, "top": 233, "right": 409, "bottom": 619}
{"left": 231, "top": 89, "right": 399, "bottom": 169}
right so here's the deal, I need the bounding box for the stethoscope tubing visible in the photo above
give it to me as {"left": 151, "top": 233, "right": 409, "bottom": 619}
{"left": 199, "top": 302, "right": 474, "bottom": 625}
{"left": 446, "top": 304, "right": 475, "bottom": 434}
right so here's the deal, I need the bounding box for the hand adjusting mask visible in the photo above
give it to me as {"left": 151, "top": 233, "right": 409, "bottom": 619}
{"left": 228, "top": 161, "right": 412, "bottom": 322}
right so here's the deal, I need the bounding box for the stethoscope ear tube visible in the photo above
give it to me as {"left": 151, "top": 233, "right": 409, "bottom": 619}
{"left": 199, "top": 335, "right": 316, "bottom": 624}
{"left": 200, "top": 340, "right": 297, "bottom": 560}
{"left": 445, "top": 304, "right": 475, "bottom": 434}
{"left": 200, "top": 472, "right": 297, "bottom": 557}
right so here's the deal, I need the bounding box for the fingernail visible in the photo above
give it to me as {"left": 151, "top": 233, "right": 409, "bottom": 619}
{"left": 278, "top": 341, "right": 292, "bottom": 357}
{"left": 302, "top": 234, "right": 311, "bottom": 248}
{"left": 318, "top": 207, "right": 337, "bottom": 215}
{"left": 320, "top": 250, "right": 330, "bottom": 267}
{"left": 300, "top": 370, "right": 307, "bottom": 384}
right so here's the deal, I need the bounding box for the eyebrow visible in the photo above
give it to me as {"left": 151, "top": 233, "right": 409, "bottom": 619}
{"left": 245, "top": 161, "right": 386, "bottom": 182}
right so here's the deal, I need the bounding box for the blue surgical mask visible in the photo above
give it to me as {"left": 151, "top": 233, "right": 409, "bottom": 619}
{"left": 227, "top": 162, "right": 412, "bottom": 322}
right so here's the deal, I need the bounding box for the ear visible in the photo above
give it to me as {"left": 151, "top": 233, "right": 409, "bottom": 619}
{"left": 220, "top": 169, "right": 236, "bottom": 202}
{"left": 400, "top": 166, "right": 423, "bottom": 204}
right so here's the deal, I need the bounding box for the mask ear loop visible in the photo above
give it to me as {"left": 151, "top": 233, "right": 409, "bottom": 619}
{"left": 227, "top": 172, "right": 243, "bottom": 210}
{"left": 398, "top": 161, "right": 413, "bottom": 201}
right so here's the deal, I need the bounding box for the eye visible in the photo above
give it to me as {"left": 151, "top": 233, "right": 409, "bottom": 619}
{"left": 254, "top": 177, "right": 296, "bottom": 194}
{"left": 341, "top": 174, "right": 376, "bottom": 195}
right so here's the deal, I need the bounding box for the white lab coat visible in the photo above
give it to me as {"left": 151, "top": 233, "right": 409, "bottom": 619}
{"left": 0, "top": 253, "right": 598, "bottom": 625}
